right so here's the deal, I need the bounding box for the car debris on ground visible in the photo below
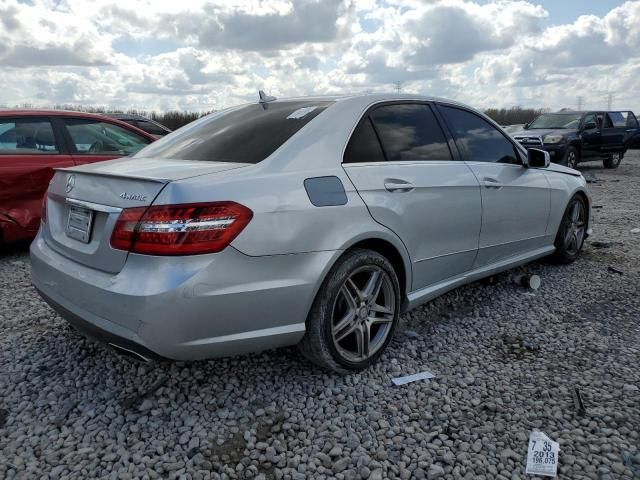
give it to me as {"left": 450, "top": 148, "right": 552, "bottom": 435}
{"left": 526, "top": 431, "right": 560, "bottom": 477}
{"left": 512, "top": 274, "right": 542, "bottom": 290}
{"left": 391, "top": 370, "right": 436, "bottom": 386}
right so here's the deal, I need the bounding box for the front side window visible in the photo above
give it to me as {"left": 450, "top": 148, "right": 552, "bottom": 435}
{"left": 369, "top": 104, "right": 452, "bottom": 161}
{"left": 64, "top": 119, "right": 150, "bottom": 155}
{"left": 439, "top": 105, "right": 519, "bottom": 164}
{"left": 135, "top": 101, "right": 332, "bottom": 163}
{"left": 582, "top": 114, "right": 598, "bottom": 129}
{"left": 0, "top": 118, "right": 58, "bottom": 154}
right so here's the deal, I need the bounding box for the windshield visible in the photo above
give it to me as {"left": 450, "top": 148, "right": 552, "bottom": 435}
{"left": 528, "top": 113, "right": 582, "bottom": 129}
{"left": 135, "top": 101, "right": 332, "bottom": 163}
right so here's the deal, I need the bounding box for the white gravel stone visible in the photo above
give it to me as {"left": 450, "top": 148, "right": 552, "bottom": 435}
{"left": 1, "top": 152, "right": 640, "bottom": 479}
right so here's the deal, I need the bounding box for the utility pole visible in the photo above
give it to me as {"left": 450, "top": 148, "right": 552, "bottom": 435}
{"left": 606, "top": 92, "right": 613, "bottom": 110}
{"left": 577, "top": 96, "right": 583, "bottom": 111}
{"left": 394, "top": 81, "right": 402, "bottom": 94}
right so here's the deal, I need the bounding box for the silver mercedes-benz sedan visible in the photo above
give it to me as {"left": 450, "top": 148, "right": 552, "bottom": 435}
{"left": 31, "top": 94, "right": 591, "bottom": 372}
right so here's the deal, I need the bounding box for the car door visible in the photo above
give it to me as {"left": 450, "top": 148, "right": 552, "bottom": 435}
{"left": 600, "top": 112, "right": 626, "bottom": 154}
{"left": 580, "top": 113, "right": 601, "bottom": 159}
{"left": 342, "top": 102, "right": 482, "bottom": 291}
{"left": 0, "top": 116, "right": 74, "bottom": 241}
{"left": 622, "top": 111, "right": 640, "bottom": 148}
{"left": 60, "top": 117, "right": 153, "bottom": 166}
{"left": 436, "top": 104, "right": 551, "bottom": 268}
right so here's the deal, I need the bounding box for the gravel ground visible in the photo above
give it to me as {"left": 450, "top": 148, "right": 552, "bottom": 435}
{"left": 1, "top": 152, "right": 639, "bottom": 480}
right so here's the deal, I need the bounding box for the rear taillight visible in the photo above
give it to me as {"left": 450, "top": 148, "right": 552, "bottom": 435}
{"left": 41, "top": 194, "right": 48, "bottom": 224}
{"left": 110, "top": 202, "right": 253, "bottom": 256}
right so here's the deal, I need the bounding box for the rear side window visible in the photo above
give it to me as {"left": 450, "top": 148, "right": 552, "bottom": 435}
{"left": 135, "top": 101, "right": 332, "bottom": 163}
{"left": 344, "top": 117, "right": 386, "bottom": 163}
{"left": 370, "top": 104, "right": 452, "bottom": 161}
{"left": 439, "top": 105, "right": 519, "bottom": 164}
{"left": 606, "top": 112, "right": 626, "bottom": 128}
{"left": 136, "top": 120, "right": 168, "bottom": 136}
{"left": 620, "top": 112, "right": 639, "bottom": 128}
{"left": 64, "top": 118, "right": 151, "bottom": 155}
{"left": 0, "top": 118, "right": 58, "bottom": 154}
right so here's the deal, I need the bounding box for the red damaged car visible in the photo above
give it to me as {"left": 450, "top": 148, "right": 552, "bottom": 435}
{"left": 0, "top": 110, "right": 156, "bottom": 244}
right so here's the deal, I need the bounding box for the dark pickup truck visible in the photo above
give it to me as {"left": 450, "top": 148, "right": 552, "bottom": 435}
{"left": 512, "top": 110, "right": 640, "bottom": 169}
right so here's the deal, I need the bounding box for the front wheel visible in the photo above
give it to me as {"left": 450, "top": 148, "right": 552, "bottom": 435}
{"left": 561, "top": 146, "right": 579, "bottom": 169}
{"left": 603, "top": 152, "right": 622, "bottom": 169}
{"left": 552, "top": 195, "right": 587, "bottom": 264}
{"left": 298, "top": 249, "right": 400, "bottom": 373}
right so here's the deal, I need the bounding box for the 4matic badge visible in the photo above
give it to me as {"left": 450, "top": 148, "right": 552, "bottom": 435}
{"left": 120, "top": 192, "right": 148, "bottom": 201}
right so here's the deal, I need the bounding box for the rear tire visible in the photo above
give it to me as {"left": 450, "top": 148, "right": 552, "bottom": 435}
{"left": 552, "top": 195, "right": 587, "bottom": 264}
{"left": 603, "top": 152, "right": 622, "bottom": 169}
{"left": 298, "top": 248, "right": 401, "bottom": 373}
{"left": 561, "top": 146, "right": 579, "bottom": 169}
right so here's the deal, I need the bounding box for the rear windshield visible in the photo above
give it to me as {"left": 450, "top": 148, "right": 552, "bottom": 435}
{"left": 134, "top": 101, "right": 332, "bottom": 163}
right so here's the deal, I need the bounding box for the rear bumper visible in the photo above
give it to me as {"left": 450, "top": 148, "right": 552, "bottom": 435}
{"left": 36, "top": 286, "right": 165, "bottom": 361}
{"left": 31, "top": 231, "right": 338, "bottom": 361}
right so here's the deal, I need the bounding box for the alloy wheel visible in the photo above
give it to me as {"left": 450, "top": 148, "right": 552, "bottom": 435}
{"left": 564, "top": 200, "right": 586, "bottom": 255}
{"left": 331, "top": 266, "right": 396, "bottom": 362}
{"left": 611, "top": 153, "right": 621, "bottom": 167}
{"left": 567, "top": 151, "right": 577, "bottom": 169}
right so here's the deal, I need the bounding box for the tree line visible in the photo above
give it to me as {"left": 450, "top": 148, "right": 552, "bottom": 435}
{"left": 483, "top": 107, "right": 550, "bottom": 126}
{"left": 5, "top": 103, "right": 549, "bottom": 129}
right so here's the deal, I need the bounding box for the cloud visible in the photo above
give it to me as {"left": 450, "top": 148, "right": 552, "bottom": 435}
{"left": 194, "top": 0, "right": 346, "bottom": 51}
{"left": 0, "top": 0, "right": 114, "bottom": 68}
{"left": 1, "top": 45, "right": 110, "bottom": 67}
{"left": 0, "top": 0, "right": 639, "bottom": 114}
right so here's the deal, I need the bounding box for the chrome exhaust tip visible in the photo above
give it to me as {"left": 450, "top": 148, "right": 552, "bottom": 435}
{"left": 108, "top": 343, "right": 151, "bottom": 363}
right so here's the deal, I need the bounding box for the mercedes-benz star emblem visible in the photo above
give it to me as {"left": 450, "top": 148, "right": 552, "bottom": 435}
{"left": 65, "top": 174, "right": 76, "bottom": 193}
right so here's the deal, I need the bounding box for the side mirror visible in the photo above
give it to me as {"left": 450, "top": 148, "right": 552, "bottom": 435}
{"left": 583, "top": 121, "right": 597, "bottom": 130}
{"left": 523, "top": 123, "right": 529, "bottom": 130}
{"left": 527, "top": 148, "right": 550, "bottom": 168}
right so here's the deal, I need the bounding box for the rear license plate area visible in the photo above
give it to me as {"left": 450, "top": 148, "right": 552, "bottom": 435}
{"left": 66, "top": 205, "right": 94, "bottom": 243}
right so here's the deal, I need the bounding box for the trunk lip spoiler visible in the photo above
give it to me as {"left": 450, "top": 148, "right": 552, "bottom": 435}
{"left": 53, "top": 167, "right": 170, "bottom": 183}
{"left": 48, "top": 193, "right": 126, "bottom": 212}
{"left": 65, "top": 197, "right": 123, "bottom": 214}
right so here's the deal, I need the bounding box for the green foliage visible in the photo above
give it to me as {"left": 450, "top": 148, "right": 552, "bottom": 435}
{"left": 38, "top": 104, "right": 213, "bottom": 130}
{"left": 483, "top": 106, "right": 550, "bottom": 126}
{"left": 3, "top": 103, "right": 551, "bottom": 130}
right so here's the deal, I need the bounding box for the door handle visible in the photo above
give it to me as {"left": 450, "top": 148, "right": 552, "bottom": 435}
{"left": 384, "top": 179, "right": 414, "bottom": 192}
{"left": 482, "top": 177, "right": 503, "bottom": 189}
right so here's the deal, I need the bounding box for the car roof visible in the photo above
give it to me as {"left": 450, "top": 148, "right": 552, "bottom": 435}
{"left": 544, "top": 110, "right": 631, "bottom": 115}
{"left": 107, "top": 113, "right": 146, "bottom": 120}
{"left": 265, "top": 92, "right": 471, "bottom": 108}
{"left": 0, "top": 109, "right": 130, "bottom": 120}
{"left": 0, "top": 109, "right": 157, "bottom": 139}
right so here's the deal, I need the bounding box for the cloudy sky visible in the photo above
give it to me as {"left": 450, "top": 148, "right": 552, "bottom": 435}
{"left": 0, "top": 0, "right": 638, "bottom": 113}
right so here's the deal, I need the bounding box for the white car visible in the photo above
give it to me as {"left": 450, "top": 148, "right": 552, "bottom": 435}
{"left": 31, "top": 94, "right": 591, "bottom": 372}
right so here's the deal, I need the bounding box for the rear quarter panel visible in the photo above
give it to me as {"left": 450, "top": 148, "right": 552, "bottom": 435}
{"left": 152, "top": 165, "right": 413, "bottom": 292}
{"left": 0, "top": 153, "right": 74, "bottom": 242}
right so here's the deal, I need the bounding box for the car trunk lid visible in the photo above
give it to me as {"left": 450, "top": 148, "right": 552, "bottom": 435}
{"left": 42, "top": 158, "right": 249, "bottom": 273}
